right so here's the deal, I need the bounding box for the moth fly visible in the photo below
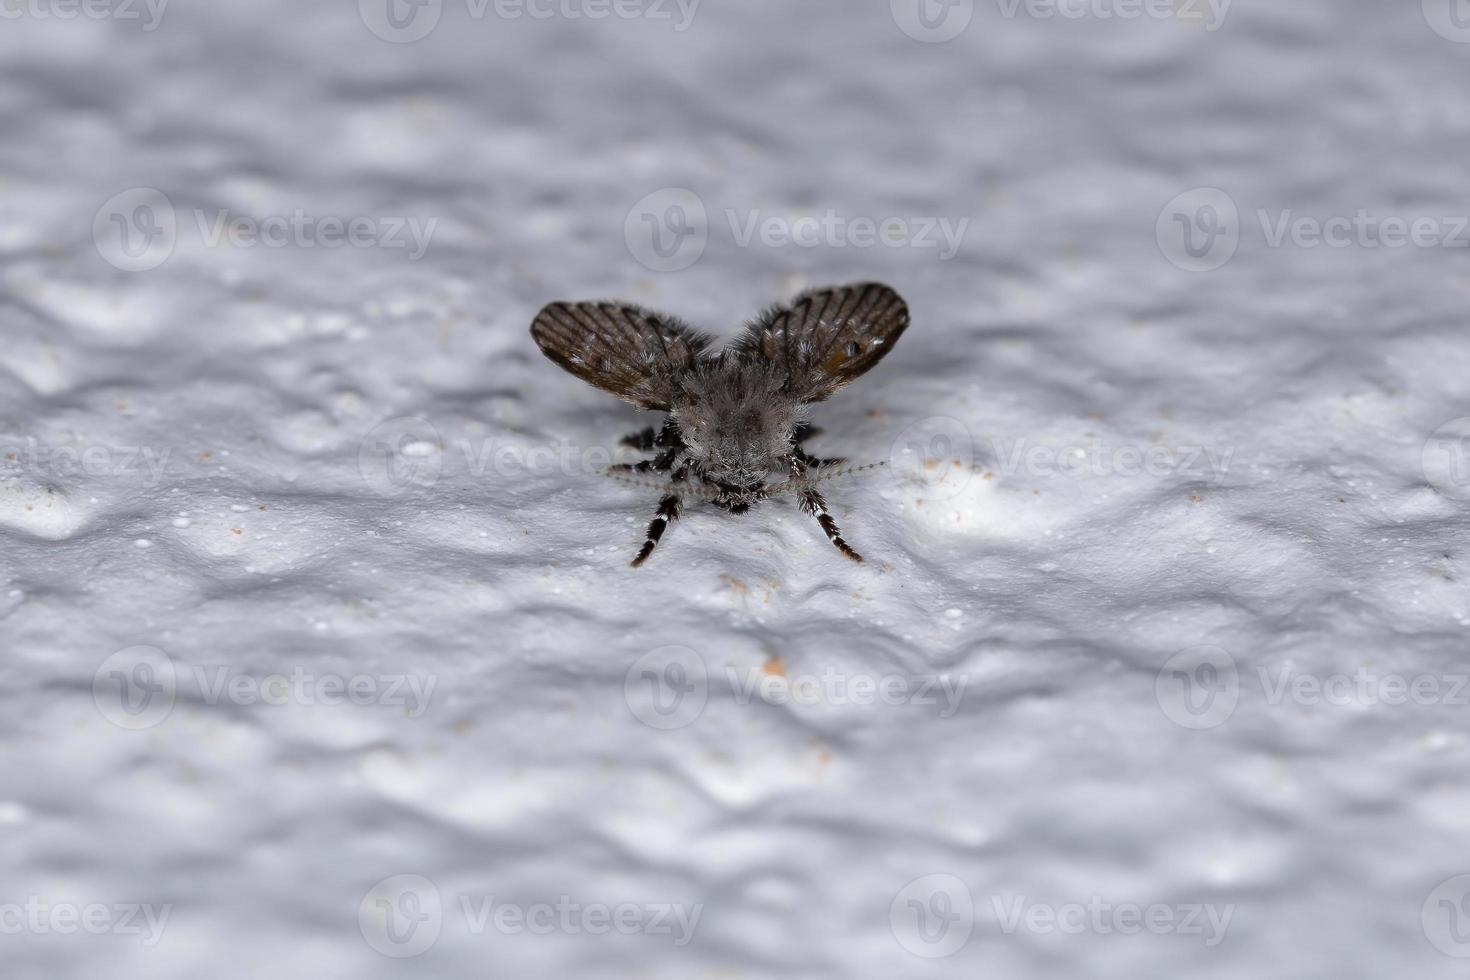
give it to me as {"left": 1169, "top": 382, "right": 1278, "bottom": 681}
{"left": 530, "top": 282, "right": 909, "bottom": 566}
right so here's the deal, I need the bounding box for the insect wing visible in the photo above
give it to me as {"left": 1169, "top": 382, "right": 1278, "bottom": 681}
{"left": 737, "top": 282, "right": 908, "bottom": 402}
{"left": 531, "top": 301, "right": 714, "bottom": 410}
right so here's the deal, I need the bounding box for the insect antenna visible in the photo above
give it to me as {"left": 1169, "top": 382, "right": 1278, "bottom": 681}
{"left": 786, "top": 460, "right": 888, "bottom": 492}
{"left": 603, "top": 468, "right": 729, "bottom": 503}
{"left": 806, "top": 460, "right": 888, "bottom": 484}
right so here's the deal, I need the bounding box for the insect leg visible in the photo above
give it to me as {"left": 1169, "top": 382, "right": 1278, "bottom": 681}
{"left": 631, "top": 464, "right": 688, "bottom": 567}
{"left": 620, "top": 426, "right": 658, "bottom": 451}
{"left": 656, "top": 418, "right": 684, "bottom": 448}
{"left": 610, "top": 447, "right": 679, "bottom": 475}
{"left": 793, "top": 446, "right": 848, "bottom": 469}
{"left": 621, "top": 419, "right": 684, "bottom": 454}
{"left": 790, "top": 423, "right": 844, "bottom": 467}
{"left": 793, "top": 423, "right": 823, "bottom": 445}
{"left": 798, "top": 485, "right": 863, "bottom": 563}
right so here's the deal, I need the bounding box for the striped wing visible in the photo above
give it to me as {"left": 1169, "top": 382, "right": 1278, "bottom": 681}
{"left": 735, "top": 282, "right": 909, "bottom": 402}
{"left": 531, "top": 301, "right": 713, "bottom": 410}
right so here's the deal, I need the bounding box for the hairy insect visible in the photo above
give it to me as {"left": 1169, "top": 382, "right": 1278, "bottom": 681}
{"left": 530, "top": 282, "right": 909, "bottom": 566}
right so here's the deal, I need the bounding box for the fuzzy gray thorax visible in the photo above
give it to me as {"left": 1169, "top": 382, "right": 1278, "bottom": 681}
{"left": 669, "top": 356, "right": 804, "bottom": 491}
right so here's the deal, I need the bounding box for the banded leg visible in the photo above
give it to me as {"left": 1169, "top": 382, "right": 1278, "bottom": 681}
{"left": 621, "top": 419, "right": 683, "bottom": 452}
{"left": 791, "top": 424, "right": 845, "bottom": 468}
{"left": 610, "top": 447, "right": 679, "bottom": 475}
{"left": 632, "top": 465, "right": 688, "bottom": 567}
{"left": 620, "top": 426, "right": 658, "bottom": 451}
{"left": 793, "top": 446, "right": 847, "bottom": 469}
{"left": 799, "top": 486, "right": 863, "bottom": 563}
